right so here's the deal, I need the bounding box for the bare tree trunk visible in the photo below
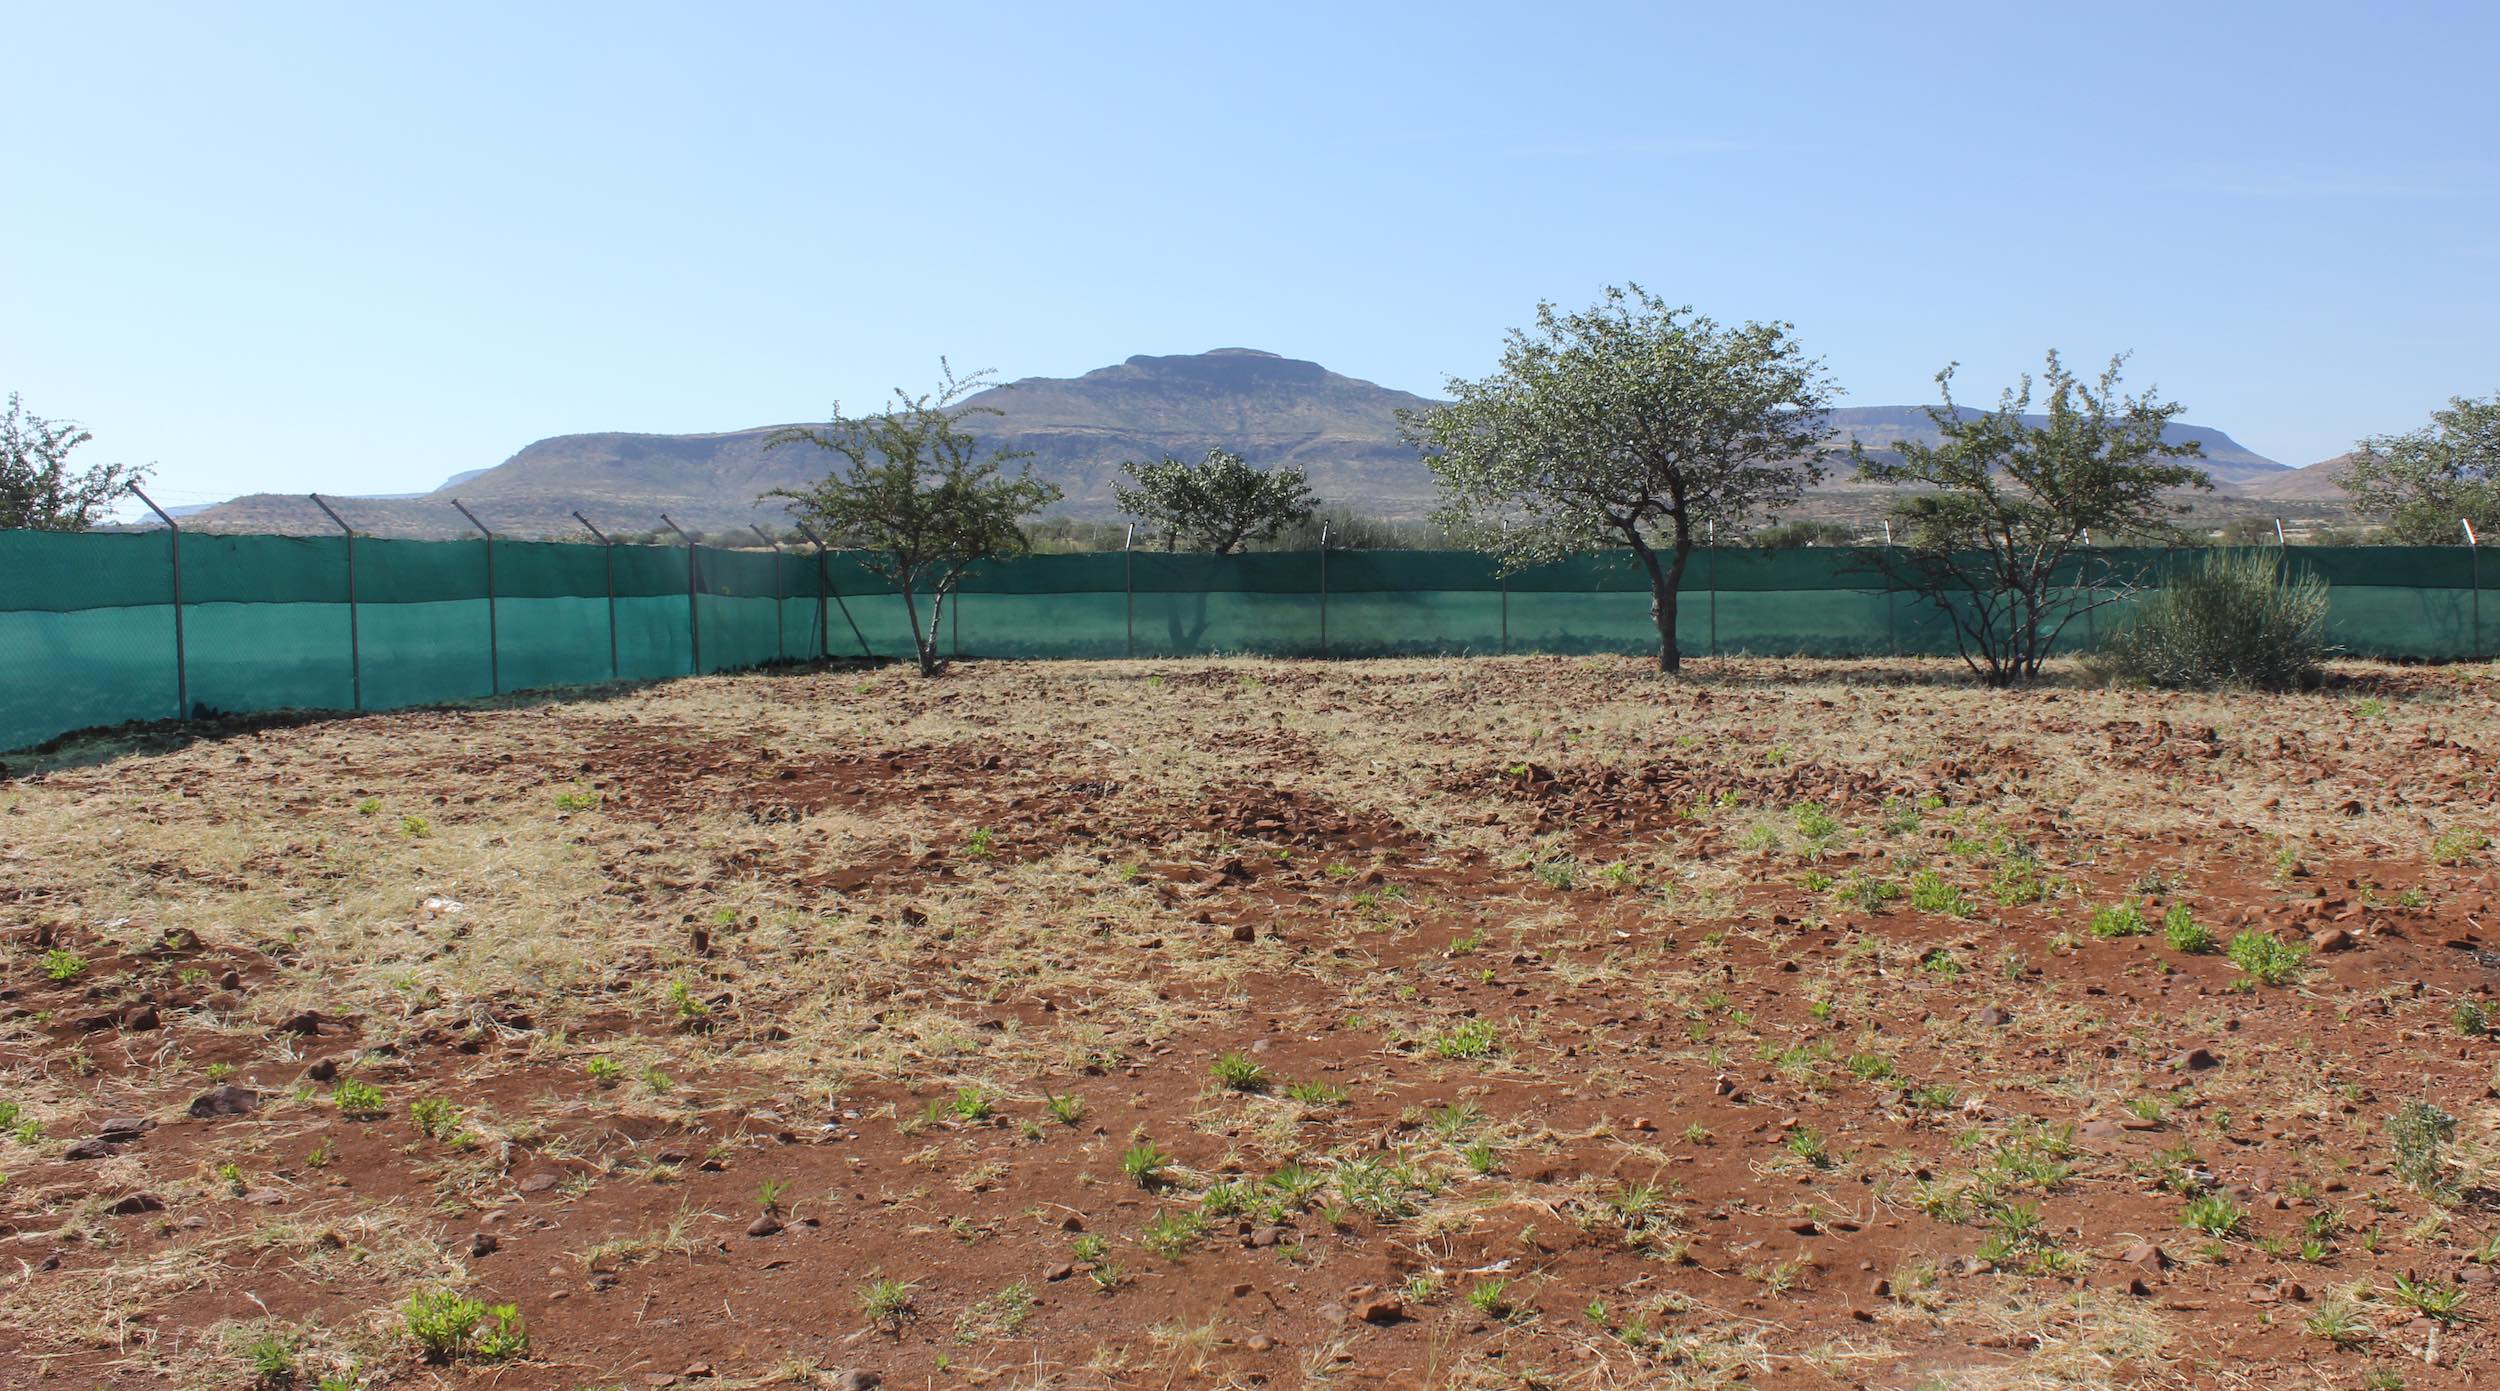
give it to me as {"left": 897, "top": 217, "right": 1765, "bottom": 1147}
{"left": 898, "top": 578, "right": 942, "bottom": 677}
{"left": 1626, "top": 534, "right": 1683, "bottom": 674}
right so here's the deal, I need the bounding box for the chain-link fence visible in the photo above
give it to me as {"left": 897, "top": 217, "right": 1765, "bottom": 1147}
{"left": 2, "top": 529, "right": 2489, "bottom": 751}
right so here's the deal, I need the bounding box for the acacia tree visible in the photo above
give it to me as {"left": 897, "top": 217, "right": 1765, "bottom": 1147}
{"left": 1855, "top": 352, "right": 2208, "bottom": 687}
{"left": 764, "top": 363, "right": 1061, "bottom": 676}
{"left": 1114, "top": 448, "right": 1318, "bottom": 553}
{"left": 1114, "top": 448, "right": 1319, "bottom": 649}
{"left": 1402, "top": 285, "right": 1834, "bottom": 673}
{"left": 2, "top": 393, "right": 149, "bottom": 530}
{"left": 2341, "top": 392, "right": 2500, "bottom": 544}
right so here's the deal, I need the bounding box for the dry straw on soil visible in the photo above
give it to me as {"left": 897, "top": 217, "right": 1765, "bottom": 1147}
{"left": 3, "top": 655, "right": 2498, "bottom": 1389}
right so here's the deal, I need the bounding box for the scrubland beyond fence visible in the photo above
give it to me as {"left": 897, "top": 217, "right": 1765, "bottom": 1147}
{"left": 0, "top": 530, "right": 2489, "bottom": 751}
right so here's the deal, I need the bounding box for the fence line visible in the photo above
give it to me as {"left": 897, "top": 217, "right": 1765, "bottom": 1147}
{"left": 1, "top": 528, "right": 2491, "bottom": 753}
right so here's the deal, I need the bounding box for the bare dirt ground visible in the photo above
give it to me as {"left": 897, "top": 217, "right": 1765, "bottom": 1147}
{"left": 4, "top": 656, "right": 2499, "bottom": 1391}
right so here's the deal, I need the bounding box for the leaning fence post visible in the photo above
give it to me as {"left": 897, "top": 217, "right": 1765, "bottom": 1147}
{"left": 310, "top": 494, "right": 361, "bottom": 711}
{"left": 572, "top": 512, "right": 620, "bottom": 681}
{"left": 128, "top": 484, "right": 186, "bottom": 720}
{"left": 451, "top": 499, "right": 499, "bottom": 694}
{"left": 796, "top": 522, "right": 871, "bottom": 658}
{"left": 2467, "top": 518, "right": 2483, "bottom": 659}
{"left": 659, "top": 515, "right": 701, "bottom": 675}
{"left": 751, "top": 525, "right": 787, "bottom": 661}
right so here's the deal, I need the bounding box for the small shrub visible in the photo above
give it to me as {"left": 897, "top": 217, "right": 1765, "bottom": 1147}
{"left": 1044, "top": 1093, "right": 1085, "bottom": 1125}
{"left": 2087, "top": 901, "right": 2150, "bottom": 939}
{"left": 2432, "top": 827, "right": 2490, "bottom": 866}
{"left": 2181, "top": 1193, "right": 2246, "bottom": 1238}
{"left": 1209, "top": 1052, "right": 1267, "bottom": 1092}
{"left": 2389, "top": 1099, "right": 2460, "bottom": 1203}
{"left": 1141, "top": 1209, "right": 1207, "bottom": 1259}
{"left": 2389, "top": 1273, "right": 2469, "bottom": 1324}
{"left": 2456, "top": 1001, "right": 2491, "bottom": 1038}
{"left": 243, "top": 1332, "right": 294, "bottom": 1387}
{"left": 331, "top": 1080, "right": 386, "bottom": 1119}
{"left": 2304, "top": 1299, "right": 2372, "bottom": 1349}
{"left": 1283, "top": 1079, "right": 1347, "bottom": 1106}
{"left": 1792, "top": 803, "right": 1841, "bottom": 842}
{"left": 39, "top": 949, "right": 88, "bottom": 983}
{"left": 1908, "top": 870, "right": 1972, "bottom": 916}
{"left": 2162, "top": 904, "right": 2214, "bottom": 954}
{"left": 1431, "top": 1020, "right": 1501, "bottom": 1060}
{"left": 408, "top": 1097, "right": 463, "bottom": 1142}
{"left": 1122, "top": 1140, "right": 1172, "bottom": 1187}
{"left": 1785, "top": 1127, "right": 1832, "bottom": 1169}
{"left": 665, "top": 979, "right": 710, "bottom": 1024}
{"left": 948, "top": 1087, "right": 993, "bottom": 1122}
{"left": 2226, "top": 929, "right": 2309, "bottom": 986}
{"left": 2098, "top": 549, "right": 2332, "bottom": 690}
{"left": 1839, "top": 873, "right": 1900, "bottom": 913}
{"left": 858, "top": 1277, "right": 916, "bottom": 1330}
{"left": 402, "top": 1290, "right": 525, "bottom": 1363}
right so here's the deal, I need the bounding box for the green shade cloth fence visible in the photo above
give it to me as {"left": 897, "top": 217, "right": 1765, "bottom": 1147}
{"left": 2, "top": 530, "right": 2490, "bottom": 752}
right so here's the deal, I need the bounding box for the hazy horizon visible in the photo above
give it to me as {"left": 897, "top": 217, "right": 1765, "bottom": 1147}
{"left": 8, "top": 1, "right": 2495, "bottom": 516}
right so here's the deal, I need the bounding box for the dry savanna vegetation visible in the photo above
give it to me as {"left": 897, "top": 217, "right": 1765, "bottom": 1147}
{"left": 4, "top": 656, "right": 2500, "bottom": 1390}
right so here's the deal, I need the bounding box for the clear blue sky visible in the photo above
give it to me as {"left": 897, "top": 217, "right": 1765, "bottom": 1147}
{"left": 8, "top": 1, "right": 2496, "bottom": 511}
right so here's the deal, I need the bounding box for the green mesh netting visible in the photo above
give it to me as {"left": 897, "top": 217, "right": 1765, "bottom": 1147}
{"left": 3, "top": 531, "right": 2492, "bottom": 751}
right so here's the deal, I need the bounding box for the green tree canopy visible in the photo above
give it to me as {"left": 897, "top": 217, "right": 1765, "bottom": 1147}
{"left": 2341, "top": 392, "right": 2500, "bottom": 544}
{"left": 1401, "top": 284, "right": 1834, "bottom": 673}
{"left": 763, "top": 362, "right": 1061, "bottom": 676}
{"left": 1114, "top": 448, "right": 1318, "bottom": 554}
{"left": 2, "top": 393, "right": 148, "bottom": 531}
{"left": 1855, "top": 352, "right": 2209, "bottom": 686}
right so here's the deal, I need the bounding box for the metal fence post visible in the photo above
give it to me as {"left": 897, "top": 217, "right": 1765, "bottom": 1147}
{"left": 128, "top": 485, "right": 186, "bottom": 720}
{"left": 1317, "top": 524, "right": 1330, "bottom": 659}
{"left": 2080, "top": 529, "right": 2096, "bottom": 652}
{"left": 752, "top": 525, "right": 786, "bottom": 661}
{"left": 2468, "top": 518, "right": 2483, "bottom": 659}
{"left": 1706, "top": 520, "right": 1718, "bottom": 658}
{"left": 572, "top": 512, "right": 620, "bottom": 681}
{"left": 310, "top": 494, "right": 361, "bottom": 711}
{"left": 1881, "top": 518, "right": 1897, "bottom": 658}
{"left": 659, "top": 515, "right": 700, "bottom": 674}
{"left": 1123, "top": 524, "right": 1136, "bottom": 659}
{"left": 451, "top": 499, "right": 499, "bottom": 694}
{"left": 1500, "top": 566, "right": 1509, "bottom": 655}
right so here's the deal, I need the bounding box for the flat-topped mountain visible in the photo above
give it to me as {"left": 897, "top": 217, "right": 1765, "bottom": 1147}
{"left": 181, "top": 349, "right": 2297, "bottom": 538}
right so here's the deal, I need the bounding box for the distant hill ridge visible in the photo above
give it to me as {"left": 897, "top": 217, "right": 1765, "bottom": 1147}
{"left": 183, "top": 348, "right": 2302, "bottom": 538}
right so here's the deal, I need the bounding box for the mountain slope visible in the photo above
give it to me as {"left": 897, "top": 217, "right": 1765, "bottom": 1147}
{"left": 2242, "top": 452, "right": 2356, "bottom": 502}
{"left": 181, "top": 349, "right": 2291, "bottom": 537}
